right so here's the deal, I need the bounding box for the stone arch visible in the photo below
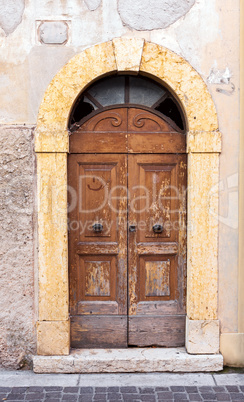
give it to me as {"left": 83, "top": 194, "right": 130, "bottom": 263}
{"left": 35, "top": 38, "right": 221, "bottom": 357}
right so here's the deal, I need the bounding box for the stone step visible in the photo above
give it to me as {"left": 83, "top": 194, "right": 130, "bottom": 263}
{"left": 33, "top": 348, "right": 223, "bottom": 373}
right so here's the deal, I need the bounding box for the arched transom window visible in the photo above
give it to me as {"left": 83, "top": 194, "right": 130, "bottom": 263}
{"left": 69, "top": 74, "right": 186, "bottom": 133}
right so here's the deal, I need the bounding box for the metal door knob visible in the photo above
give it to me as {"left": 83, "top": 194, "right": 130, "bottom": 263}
{"left": 153, "top": 224, "right": 163, "bottom": 233}
{"left": 93, "top": 223, "right": 103, "bottom": 232}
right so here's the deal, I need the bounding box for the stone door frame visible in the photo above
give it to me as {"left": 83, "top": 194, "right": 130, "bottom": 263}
{"left": 35, "top": 38, "right": 221, "bottom": 356}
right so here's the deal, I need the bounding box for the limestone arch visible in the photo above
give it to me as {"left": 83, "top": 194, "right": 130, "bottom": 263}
{"left": 35, "top": 38, "right": 221, "bottom": 356}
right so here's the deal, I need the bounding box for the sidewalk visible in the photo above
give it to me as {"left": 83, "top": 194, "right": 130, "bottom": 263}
{"left": 0, "top": 369, "right": 244, "bottom": 387}
{"left": 0, "top": 369, "right": 244, "bottom": 401}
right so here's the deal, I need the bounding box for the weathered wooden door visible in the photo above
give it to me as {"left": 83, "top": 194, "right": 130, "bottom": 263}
{"left": 68, "top": 107, "right": 187, "bottom": 348}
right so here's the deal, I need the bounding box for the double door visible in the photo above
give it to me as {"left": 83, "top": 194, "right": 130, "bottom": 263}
{"left": 68, "top": 150, "right": 187, "bottom": 348}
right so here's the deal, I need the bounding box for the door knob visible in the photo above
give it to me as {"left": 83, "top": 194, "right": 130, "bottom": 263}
{"left": 129, "top": 225, "right": 136, "bottom": 232}
{"left": 93, "top": 223, "right": 103, "bottom": 233}
{"left": 153, "top": 224, "right": 163, "bottom": 233}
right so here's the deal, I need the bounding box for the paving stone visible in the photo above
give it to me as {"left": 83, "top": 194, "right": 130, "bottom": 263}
{"left": 140, "top": 395, "right": 156, "bottom": 401}
{"left": 63, "top": 387, "right": 79, "bottom": 393}
{"left": 200, "top": 393, "right": 217, "bottom": 400}
{"left": 78, "top": 397, "right": 93, "bottom": 402}
{"left": 0, "top": 387, "right": 11, "bottom": 392}
{"left": 229, "top": 393, "right": 244, "bottom": 400}
{"left": 62, "top": 395, "right": 79, "bottom": 401}
{"left": 122, "top": 393, "right": 141, "bottom": 401}
{"left": 199, "top": 387, "right": 214, "bottom": 392}
{"left": 26, "top": 393, "right": 45, "bottom": 400}
{"left": 157, "top": 391, "right": 174, "bottom": 399}
{"left": 173, "top": 393, "right": 188, "bottom": 400}
{"left": 95, "top": 388, "right": 107, "bottom": 393}
{"left": 121, "top": 387, "right": 138, "bottom": 393}
{"left": 108, "top": 387, "right": 120, "bottom": 392}
{"left": 185, "top": 387, "right": 198, "bottom": 393}
{"left": 213, "top": 387, "right": 226, "bottom": 392}
{"left": 227, "top": 387, "right": 240, "bottom": 393}
{"left": 10, "top": 388, "right": 27, "bottom": 394}
{"left": 6, "top": 396, "right": 25, "bottom": 401}
{"left": 139, "top": 387, "right": 155, "bottom": 394}
{"left": 46, "top": 392, "right": 62, "bottom": 398}
{"left": 188, "top": 394, "right": 202, "bottom": 401}
{"left": 216, "top": 393, "right": 231, "bottom": 401}
{"left": 79, "top": 388, "right": 93, "bottom": 394}
{"left": 171, "top": 386, "right": 185, "bottom": 392}
{"left": 155, "top": 387, "right": 170, "bottom": 391}
{"left": 44, "top": 388, "right": 63, "bottom": 392}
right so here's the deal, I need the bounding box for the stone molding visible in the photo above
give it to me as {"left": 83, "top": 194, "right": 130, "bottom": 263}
{"left": 35, "top": 38, "right": 221, "bottom": 358}
{"left": 186, "top": 317, "right": 220, "bottom": 354}
{"left": 37, "top": 320, "right": 70, "bottom": 356}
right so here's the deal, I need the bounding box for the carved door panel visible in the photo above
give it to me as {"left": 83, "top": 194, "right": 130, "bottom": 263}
{"left": 128, "top": 154, "right": 187, "bottom": 346}
{"left": 69, "top": 107, "right": 187, "bottom": 348}
{"left": 68, "top": 154, "right": 128, "bottom": 348}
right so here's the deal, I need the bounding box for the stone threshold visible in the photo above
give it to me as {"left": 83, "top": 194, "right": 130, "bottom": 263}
{"left": 33, "top": 348, "right": 223, "bottom": 373}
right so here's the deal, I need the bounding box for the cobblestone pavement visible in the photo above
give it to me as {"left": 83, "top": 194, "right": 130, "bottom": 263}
{"left": 1, "top": 386, "right": 244, "bottom": 402}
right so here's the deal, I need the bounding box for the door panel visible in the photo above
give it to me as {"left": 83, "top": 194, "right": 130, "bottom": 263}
{"left": 69, "top": 107, "right": 187, "bottom": 349}
{"left": 68, "top": 154, "right": 127, "bottom": 348}
{"left": 128, "top": 154, "right": 187, "bottom": 346}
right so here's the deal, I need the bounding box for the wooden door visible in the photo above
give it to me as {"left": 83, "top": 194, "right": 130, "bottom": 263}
{"left": 128, "top": 154, "right": 187, "bottom": 346}
{"left": 68, "top": 154, "right": 128, "bottom": 347}
{"left": 68, "top": 107, "right": 187, "bottom": 348}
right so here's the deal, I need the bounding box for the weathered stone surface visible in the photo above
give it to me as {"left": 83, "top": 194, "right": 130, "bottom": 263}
{"left": 36, "top": 41, "right": 116, "bottom": 137}
{"left": 187, "top": 153, "right": 219, "bottom": 320}
{"left": 37, "top": 321, "right": 70, "bottom": 356}
{"left": 33, "top": 348, "right": 223, "bottom": 373}
{"left": 112, "top": 37, "right": 144, "bottom": 72}
{"left": 84, "top": 0, "right": 101, "bottom": 11}
{"left": 187, "top": 131, "right": 222, "bottom": 153}
{"left": 186, "top": 318, "right": 220, "bottom": 354}
{"left": 37, "top": 153, "right": 69, "bottom": 321}
{"left": 118, "top": 0, "right": 196, "bottom": 31}
{"left": 0, "top": 0, "right": 25, "bottom": 35}
{"left": 140, "top": 42, "right": 218, "bottom": 132}
{"left": 0, "top": 125, "right": 36, "bottom": 368}
{"left": 38, "top": 21, "right": 69, "bottom": 45}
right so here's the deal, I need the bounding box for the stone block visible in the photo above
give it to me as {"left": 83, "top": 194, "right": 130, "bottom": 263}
{"left": 33, "top": 348, "right": 223, "bottom": 373}
{"left": 186, "top": 317, "right": 220, "bottom": 354}
{"left": 112, "top": 37, "right": 144, "bottom": 72}
{"left": 187, "top": 131, "right": 222, "bottom": 153}
{"left": 187, "top": 153, "right": 219, "bottom": 320}
{"left": 37, "top": 321, "right": 70, "bottom": 356}
{"left": 38, "top": 21, "right": 69, "bottom": 45}
{"left": 37, "top": 153, "right": 69, "bottom": 321}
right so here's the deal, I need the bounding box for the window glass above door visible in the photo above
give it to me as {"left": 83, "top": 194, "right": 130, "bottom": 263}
{"left": 69, "top": 74, "right": 185, "bottom": 132}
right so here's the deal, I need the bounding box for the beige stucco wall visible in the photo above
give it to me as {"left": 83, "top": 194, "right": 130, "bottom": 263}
{"left": 0, "top": 0, "right": 241, "bottom": 367}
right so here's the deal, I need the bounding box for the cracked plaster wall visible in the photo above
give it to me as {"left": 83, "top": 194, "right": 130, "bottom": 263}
{"left": 0, "top": 0, "right": 240, "bottom": 367}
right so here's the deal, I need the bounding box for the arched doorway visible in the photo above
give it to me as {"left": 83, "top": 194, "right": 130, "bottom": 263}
{"left": 35, "top": 39, "right": 221, "bottom": 359}
{"left": 68, "top": 74, "right": 187, "bottom": 348}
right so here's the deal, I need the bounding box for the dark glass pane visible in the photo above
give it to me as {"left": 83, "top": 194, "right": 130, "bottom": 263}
{"left": 88, "top": 76, "right": 125, "bottom": 106}
{"left": 155, "top": 98, "right": 184, "bottom": 130}
{"left": 70, "top": 96, "right": 95, "bottom": 127}
{"left": 129, "top": 76, "right": 165, "bottom": 106}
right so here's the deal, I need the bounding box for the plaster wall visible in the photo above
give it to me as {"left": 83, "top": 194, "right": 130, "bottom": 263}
{"left": 0, "top": 0, "right": 240, "bottom": 367}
